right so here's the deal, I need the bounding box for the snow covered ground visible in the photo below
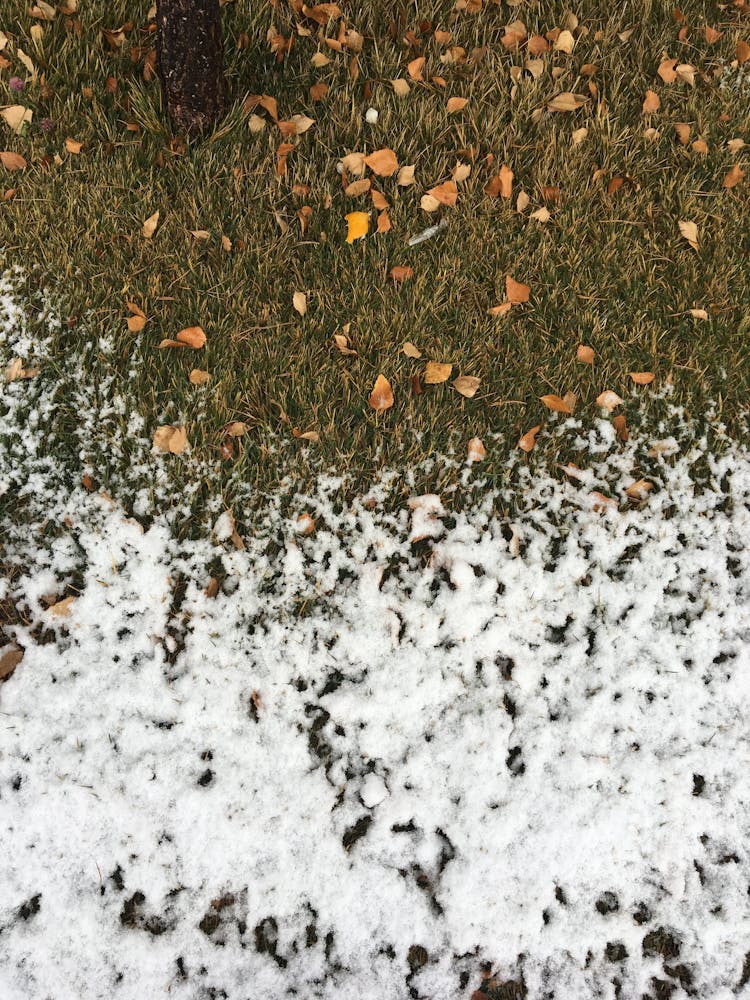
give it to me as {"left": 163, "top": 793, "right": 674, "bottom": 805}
{"left": 2, "top": 272, "right": 750, "bottom": 999}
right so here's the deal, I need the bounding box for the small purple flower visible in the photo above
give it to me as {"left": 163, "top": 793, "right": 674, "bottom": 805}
{"left": 9, "top": 76, "right": 25, "bottom": 93}
{"left": 40, "top": 118, "right": 55, "bottom": 133}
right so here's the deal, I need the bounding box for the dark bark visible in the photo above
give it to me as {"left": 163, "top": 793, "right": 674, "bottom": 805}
{"left": 156, "top": 0, "right": 227, "bottom": 138}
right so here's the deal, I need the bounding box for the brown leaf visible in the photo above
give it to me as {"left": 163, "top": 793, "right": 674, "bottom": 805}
{"left": 0, "top": 151, "right": 27, "bottom": 171}
{"left": 402, "top": 341, "right": 422, "bottom": 358}
{"left": 142, "top": 210, "right": 160, "bottom": 238}
{"left": 540, "top": 394, "right": 573, "bottom": 414}
{"left": 50, "top": 595, "right": 75, "bottom": 617}
{"left": 223, "top": 421, "right": 247, "bottom": 437}
{"left": 0, "top": 645, "right": 23, "bottom": 681}
{"left": 577, "top": 344, "right": 595, "bottom": 364}
{"left": 65, "top": 137, "right": 83, "bottom": 154}
{"left": 678, "top": 219, "right": 699, "bottom": 251}
{"left": 127, "top": 315, "right": 147, "bottom": 332}
{"left": 485, "top": 164, "right": 513, "bottom": 198}
{"left": 453, "top": 375, "right": 480, "bottom": 398}
{"left": 426, "top": 180, "right": 457, "bottom": 206}
{"left": 293, "top": 291, "right": 307, "bottom": 315}
{"left": 189, "top": 369, "right": 211, "bottom": 385}
{"left": 447, "top": 96, "right": 468, "bottom": 113}
{"left": 518, "top": 425, "right": 541, "bottom": 452}
{"left": 629, "top": 371, "right": 655, "bottom": 385}
{"left": 407, "top": 56, "right": 425, "bottom": 81}
{"left": 657, "top": 57, "right": 678, "bottom": 83}
{"left": 391, "top": 78, "right": 410, "bottom": 97}
{"left": 397, "top": 164, "right": 415, "bottom": 186}
{"left": 704, "top": 26, "right": 722, "bottom": 44}
{"left": 642, "top": 90, "right": 660, "bottom": 114}
{"left": 625, "top": 479, "right": 653, "bottom": 500}
{"left": 723, "top": 164, "right": 745, "bottom": 189}
{"left": 467, "top": 437, "right": 486, "bottom": 463}
{"left": 153, "top": 424, "right": 188, "bottom": 454}
{"left": 369, "top": 374, "right": 394, "bottom": 411}
{"left": 737, "top": 40, "right": 750, "bottom": 64}
{"left": 292, "top": 428, "right": 319, "bottom": 442}
{"left": 674, "top": 122, "right": 691, "bottom": 145}
{"left": 506, "top": 275, "right": 530, "bottom": 304}
{"left": 364, "top": 148, "right": 399, "bottom": 176}
{"left": 176, "top": 326, "right": 206, "bottom": 348}
{"left": 424, "top": 362, "right": 452, "bottom": 384}
{"left": 547, "top": 92, "right": 588, "bottom": 112}
{"left": 389, "top": 265, "right": 413, "bottom": 282}
{"left": 596, "top": 390, "right": 623, "bottom": 412}
{"left": 310, "top": 82, "right": 328, "bottom": 101}
{"left": 488, "top": 302, "right": 512, "bottom": 318}
{"left": 687, "top": 308, "right": 708, "bottom": 320}
{"left": 613, "top": 414, "right": 629, "bottom": 441}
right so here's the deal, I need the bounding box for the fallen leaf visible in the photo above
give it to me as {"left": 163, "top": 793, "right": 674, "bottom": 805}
{"left": 692, "top": 139, "right": 708, "bottom": 155}
{"left": 1, "top": 106, "right": 33, "bottom": 133}
{"left": 453, "top": 162, "right": 471, "bottom": 183}
{"left": 506, "top": 275, "right": 530, "bottom": 304}
{"left": 630, "top": 371, "right": 655, "bottom": 385}
{"left": 571, "top": 127, "right": 588, "bottom": 146}
{"left": 221, "top": 235, "right": 232, "bottom": 252}
{"left": 447, "top": 96, "right": 468, "bottom": 113}
{"left": 675, "top": 63, "right": 696, "bottom": 86}
{"left": 376, "top": 210, "right": 391, "bottom": 233}
{"left": 518, "top": 425, "right": 541, "bottom": 452}
{"left": 391, "top": 78, "right": 410, "bottom": 96}
{"left": 389, "top": 265, "right": 413, "bottom": 282}
{"left": 223, "top": 421, "right": 247, "bottom": 437}
{"left": 678, "top": 219, "right": 699, "bottom": 251}
{"left": 485, "top": 164, "right": 513, "bottom": 198}
{"left": 291, "top": 113, "right": 315, "bottom": 134}
{"left": 657, "top": 57, "right": 678, "bottom": 83}
{"left": 143, "top": 210, "right": 160, "bottom": 238}
{"left": 590, "top": 491, "right": 618, "bottom": 512}
{"left": 559, "top": 462, "right": 586, "bottom": 481}
{"left": 293, "top": 291, "right": 307, "bottom": 316}
{"left": 723, "top": 164, "right": 745, "bottom": 189}
{"left": 65, "top": 137, "right": 83, "bottom": 153}
{"left": 402, "top": 341, "right": 422, "bottom": 358}
{"left": 547, "top": 92, "right": 588, "bottom": 112}
{"left": 0, "top": 151, "right": 26, "bottom": 171}
{"left": 467, "top": 437, "right": 486, "bottom": 463}
{"left": 420, "top": 194, "right": 441, "bottom": 213}
{"left": 642, "top": 90, "right": 660, "bottom": 114}
{"left": 554, "top": 29, "right": 575, "bottom": 53}
{"left": 540, "top": 394, "right": 572, "bottom": 414}
{"left": 424, "top": 362, "right": 452, "bottom": 384}
{"left": 453, "top": 375, "right": 480, "bottom": 398}
{"left": 737, "top": 40, "right": 750, "bottom": 64}
{"left": 292, "top": 428, "right": 319, "bottom": 442}
{"left": 397, "top": 164, "right": 415, "bottom": 186}
{"left": 727, "top": 138, "right": 746, "bottom": 153}
{"left": 0, "top": 645, "right": 23, "bottom": 681}
{"left": 189, "top": 369, "right": 211, "bottom": 385}
{"left": 529, "top": 206, "right": 551, "bottom": 223}
{"left": 365, "top": 148, "right": 398, "bottom": 176}
{"left": 345, "top": 211, "right": 369, "bottom": 243}
{"left": 333, "top": 332, "right": 357, "bottom": 355}
{"left": 153, "top": 424, "right": 188, "bottom": 454}
{"left": 687, "top": 308, "right": 708, "bottom": 320}
{"left": 369, "top": 373, "right": 394, "bottom": 411}
{"left": 596, "top": 390, "right": 623, "bottom": 412}
{"left": 488, "top": 302, "right": 513, "bottom": 317}
{"left": 127, "top": 315, "right": 147, "bottom": 332}
{"left": 407, "top": 56, "right": 425, "bottom": 81}
{"left": 190, "top": 229, "right": 211, "bottom": 240}
{"left": 625, "top": 479, "right": 653, "bottom": 500}
{"left": 516, "top": 190, "right": 530, "bottom": 212}
{"left": 426, "top": 180, "right": 457, "bottom": 206}
{"left": 50, "top": 595, "right": 75, "bottom": 617}
{"left": 177, "top": 326, "right": 206, "bottom": 348}
{"left": 613, "top": 414, "right": 629, "bottom": 441}
{"left": 674, "top": 122, "right": 691, "bottom": 145}
{"left": 296, "top": 513, "right": 316, "bottom": 535}
{"left": 577, "top": 344, "right": 595, "bottom": 364}
{"left": 704, "top": 26, "right": 722, "bottom": 44}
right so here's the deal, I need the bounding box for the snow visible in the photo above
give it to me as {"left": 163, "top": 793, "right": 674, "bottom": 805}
{"left": 2, "top": 272, "right": 750, "bottom": 998}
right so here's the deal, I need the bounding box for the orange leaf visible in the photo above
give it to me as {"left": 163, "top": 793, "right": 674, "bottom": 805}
{"left": 364, "top": 148, "right": 399, "bottom": 176}
{"left": 426, "top": 180, "right": 458, "bottom": 206}
{"left": 625, "top": 479, "right": 653, "bottom": 500}
{"left": 674, "top": 122, "right": 691, "bottom": 145}
{"left": 488, "top": 302, "right": 512, "bottom": 318}
{"left": 596, "top": 390, "right": 623, "bottom": 411}
{"left": 704, "top": 26, "right": 722, "bottom": 44}
{"left": 642, "top": 90, "right": 660, "bottom": 114}
{"left": 345, "top": 211, "right": 369, "bottom": 242}
{"left": 629, "top": 371, "right": 655, "bottom": 385}
{"left": 127, "top": 315, "right": 147, "bottom": 332}
{"left": 424, "top": 362, "right": 452, "bottom": 384}
{"left": 506, "top": 275, "right": 530, "bottom": 304}
{"left": 737, "top": 40, "right": 750, "bottom": 64}
{"left": 613, "top": 414, "right": 628, "bottom": 441}
{"left": 407, "top": 56, "right": 425, "bottom": 81}
{"left": 0, "top": 151, "right": 27, "bottom": 171}
{"left": 518, "top": 425, "right": 541, "bottom": 452}
{"left": 389, "top": 265, "right": 413, "bottom": 282}
{"left": 369, "top": 374, "right": 394, "bottom": 411}
{"left": 657, "top": 57, "right": 678, "bottom": 83}
{"left": 189, "top": 369, "right": 211, "bottom": 385}
{"left": 540, "top": 394, "right": 572, "bottom": 414}
{"left": 485, "top": 163, "right": 513, "bottom": 198}
{"left": 453, "top": 375, "right": 480, "bottom": 398}
{"left": 376, "top": 210, "right": 391, "bottom": 233}
{"left": 576, "top": 344, "right": 595, "bottom": 364}
{"left": 723, "top": 164, "right": 744, "bottom": 189}
{"left": 176, "top": 326, "right": 206, "bottom": 349}
{"left": 447, "top": 96, "right": 468, "bottom": 113}
{"left": 467, "top": 437, "right": 486, "bottom": 463}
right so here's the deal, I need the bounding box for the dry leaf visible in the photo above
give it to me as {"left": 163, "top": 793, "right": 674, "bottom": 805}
{"left": 453, "top": 162, "right": 471, "bottom": 183}
{"left": 333, "top": 332, "right": 357, "bottom": 355}
{"left": 467, "top": 437, "right": 486, "bottom": 463}
{"left": 153, "top": 424, "right": 188, "bottom": 454}
{"left": 590, "top": 491, "right": 618, "bottom": 512}
{"left": 190, "top": 229, "right": 211, "bottom": 240}
{"left": 143, "top": 210, "right": 160, "bottom": 238}
{"left": 678, "top": 219, "right": 699, "bottom": 251}
{"left": 540, "top": 394, "right": 572, "bottom": 414}
{"left": 376, "top": 210, "right": 391, "bottom": 233}
{"left": 704, "top": 26, "right": 722, "bottom": 44}
{"left": 625, "top": 479, "right": 653, "bottom": 500}
{"left": 547, "top": 92, "right": 588, "bottom": 112}
{"left": 675, "top": 63, "right": 696, "bottom": 86}
{"left": 391, "top": 79, "right": 410, "bottom": 96}
{"left": 127, "top": 315, "right": 147, "bottom": 332}
{"left": 50, "top": 595, "right": 75, "bottom": 617}
{"left": 737, "top": 40, "right": 750, "bottom": 64}
{"left": 657, "top": 57, "right": 678, "bottom": 83}
{"left": 506, "top": 275, "right": 530, "bottom": 304}
{"left": 613, "top": 414, "right": 628, "bottom": 441}
{"left": 577, "top": 344, "right": 595, "bottom": 364}
{"left": 529, "top": 206, "right": 551, "bottom": 223}
{"left": 291, "top": 114, "right": 315, "bottom": 134}
{"left": 516, "top": 190, "right": 530, "bottom": 212}
{"left": 402, "top": 341, "right": 422, "bottom": 358}
{"left": 296, "top": 513, "right": 316, "bottom": 535}
{"left": 364, "top": 148, "right": 399, "bottom": 176}
{"left": 453, "top": 375, "right": 480, "bottom": 398}
{"left": 189, "top": 369, "right": 211, "bottom": 385}
{"left": 488, "top": 302, "right": 513, "bottom": 318}
{"left": 369, "top": 374, "right": 394, "bottom": 411}
{"left": 0, "top": 151, "right": 27, "bottom": 171}
{"left": 447, "top": 96, "right": 469, "bottom": 113}
{"left": 485, "top": 164, "right": 514, "bottom": 198}
{"left": 723, "top": 164, "right": 744, "bottom": 189}
{"left": 518, "top": 425, "right": 541, "bottom": 452}
{"left": 420, "top": 194, "right": 441, "bottom": 213}
{"left": 397, "top": 164, "right": 415, "bottom": 186}
{"left": 674, "top": 122, "right": 691, "bottom": 145}
{"left": 0, "top": 644, "right": 23, "bottom": 681}
{"left": 1, "top": 106, "right": 33, "bottom": 133}
{"left": 687, "top": 308, "right": 708, "bottom": 320}
{"left": 424, "top": 362, "right": 452, "bottom": 384}
{"left": 596, "top": 390, "right": 623, "bottom": 411}
{"left": 177, "top": 326, "right": 206, "bottom": 348}
{"left": 407, "top": 57, "right": 425, "bottom": 81}
{"left": 692, "top": 139, "right": 708, "bottom": 155}
{"left": 571, "top": 127, "right": 588, "bottom": 146}
{"left": 65, "top": 137, "right": 83, "bottom": 154}
{"left": 426, "top": 180, "right": 457, "bottom": 206}
{"left": 629, "top": 371, "right": 655, "bottom": 385}
{"left": 293, "top": 291, "right": 307, "bottom": 316}
{"left": 727, "top": 139, "right": 745, "bottom": 153}
{"left": 554, "top": 29, "right": 575, "bottom": 53}
{"left": 389, "top": 265, "right": 413, "bottom": 282}
{"left": 345, "top": 211, "right": 369, "bottom": 243}
{"left": 642, "top": 90, "right": 660, "bottom": 114}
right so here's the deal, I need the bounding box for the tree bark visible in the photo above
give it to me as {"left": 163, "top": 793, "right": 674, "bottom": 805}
{"left": 156, "top": 0, "right": 227, "bottom": 138}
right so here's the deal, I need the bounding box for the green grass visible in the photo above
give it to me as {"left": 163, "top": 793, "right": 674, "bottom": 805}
{"left": 1, "top": 0, "right": 749, "bottom": 508}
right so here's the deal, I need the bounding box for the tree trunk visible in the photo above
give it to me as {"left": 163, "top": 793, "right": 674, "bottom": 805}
{"left": 156, "top": 0, "right": 227, "bottom": 138}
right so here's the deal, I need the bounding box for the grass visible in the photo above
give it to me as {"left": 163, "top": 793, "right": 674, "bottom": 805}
{"left": 1, "top": 0, "right": 749, "bottom": 511}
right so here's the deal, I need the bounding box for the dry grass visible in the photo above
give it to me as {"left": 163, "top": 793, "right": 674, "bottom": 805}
{"left": 1, "top": 0, "right": 748, "bottom": 506}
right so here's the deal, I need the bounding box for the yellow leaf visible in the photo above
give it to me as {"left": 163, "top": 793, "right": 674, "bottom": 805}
{"left": 506, "top": 275, "right": 530, "bottom": 304}
{"left": 346, "top": 212, "right": 370, "bottom": 243}
{"left": 143, "top": 210, "right": 160, "bottom": 238}
{"left": 518, "top": 425, "right": 541, "bottom": 452}
{"left": 554, "top": 29, "right": 575, "bottom": 53}
{"left": 447, "top": 96, "right": 468, "bottom": 113}
{"left": 678, "top": 219, "right": 699, "bottom": 251}
{"left": 424, "top": 362, "right": 452, "bottom": 384}
{"left": 547, "top": 92, "right": 587, "bottom": 112}
{"left": 65, "top": 137, "right": 83, "bottom": 153}
{"left": 453, "top": 375, "right": 480, "bottom": 398}
{"left": 629, "top": 371, "right": 655, "bottom": 385}
{"left": 364, "top": 147, "right": 399, "bottom": 176}
{"left": 189, "top": 369, "right": 211, "bottom": 385}
{"left": 369, "top": 374, "right": 394, "bottom": 411}
{"left": 293, "top": 291, "right": 307, "bottom": 316}
{"left": 291, "top": 114, "right": 315, "bottom": 134}
{"left": 540, "top": 394, "right": 572, "bottom": 414}
{"left": 153, "top": 424, "right": 188, "bottom": 454}
{"left": 467, "top": 437, "right": 486, "bottom": 463}
{"left": 402, "top": 341, "right": 422, "bottom": 358}
{"left": 391, "top": 78, "right": 410, "bottom": 96}
{"left": 576, "top": 344, "right": 595, "bottom": 364}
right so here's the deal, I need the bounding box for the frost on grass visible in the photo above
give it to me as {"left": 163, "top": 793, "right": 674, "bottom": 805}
{"left": 2, "top": 274, "right": 750, "bottom": 999}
